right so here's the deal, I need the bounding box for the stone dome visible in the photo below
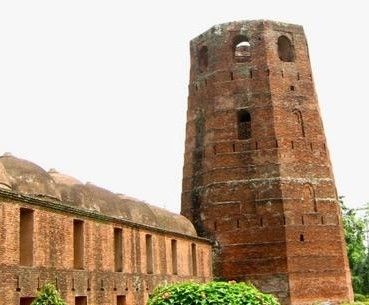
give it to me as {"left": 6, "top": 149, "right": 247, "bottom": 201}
{"left": 0, "top": 153, "right": 196, "bottom": 236}
{"left": 0, "top": 154, "right": 61, "bottom": 200}
{"left": 49, "top": 170, "right": 197, "bottom": 236}
{"left": 0, "top": 162, "right": 11, "bottom": 190}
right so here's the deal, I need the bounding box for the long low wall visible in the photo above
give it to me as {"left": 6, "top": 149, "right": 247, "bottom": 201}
{"left": 0, "top": 191, "right": 213, "bottom": 305}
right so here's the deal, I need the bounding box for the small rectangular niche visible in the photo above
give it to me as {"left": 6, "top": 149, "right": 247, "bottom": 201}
{"left": 171, "top": 239, "right": 178, "bottom": 275}
{"left": 114, "top": 228, "right": 123, "bottom": 272}
{"left": 75, "top": 296, "right": 87, "bottom": 305}
{"left": 191, "top": 243, "right": 197, "bottom": 276}
{"left": 117, "top": 295, "right": 126, "bottom": 305}
{"left": 20, "top": 208, "right": 34, "bottom": 266}
{"left": 73, "top": 219, "right": 84, "bottom": 270}
{"left": 237, "top": 110, "right": 251, "bottom": 140}
{"left": 20, "top": 297, "right": 35, "bottom": 305}
{"left": 145, "top": 234, "right": 153, "bottom": 274}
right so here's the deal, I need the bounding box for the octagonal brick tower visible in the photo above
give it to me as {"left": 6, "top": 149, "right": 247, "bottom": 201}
{"left": 181, "top": 20, "right": 353, "bottom": 305}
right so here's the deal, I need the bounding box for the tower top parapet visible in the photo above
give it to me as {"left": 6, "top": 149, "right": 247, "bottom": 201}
{"left": 189, "top": 20, "right": 307, "bottom": 81}
{"left": 191, "top": 20, "right": 303, "bottom": 43}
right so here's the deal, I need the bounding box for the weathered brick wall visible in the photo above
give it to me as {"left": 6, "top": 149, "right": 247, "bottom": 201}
{"left": 181, "top": 20, "right": 353, "bottom": 305}
{"left": 0, "top": 194, "right": 212, "bottom": 305}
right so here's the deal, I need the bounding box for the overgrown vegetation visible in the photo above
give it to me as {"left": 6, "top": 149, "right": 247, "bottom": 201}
{"left": 147, "top": 281, "right": 280, "bottom": 305}
{"left": 31, "top": 283, "right": 66, "bottom": 305}
{"left": 354, "top": 293, "right": 369, "bottom": 303}
{"left": 341, "top": 198, "right": 369, "bottom": 295}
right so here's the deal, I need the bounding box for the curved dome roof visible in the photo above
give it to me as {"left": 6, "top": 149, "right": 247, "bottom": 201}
{"left": 49, "top": 171, "right": 196, "bottom": 236}
{"left": 0, "top": 161, "right": 11, "bottom": 190}
{"left": 0, "top": 154, "right": 196, "bottom": 236}
{"left": 0, "top": 154, "right": 61, "bottom": 200}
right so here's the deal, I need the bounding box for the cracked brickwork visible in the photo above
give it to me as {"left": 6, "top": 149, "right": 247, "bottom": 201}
{"left": 181, "top": 20, "right": 353, "bottom": 305}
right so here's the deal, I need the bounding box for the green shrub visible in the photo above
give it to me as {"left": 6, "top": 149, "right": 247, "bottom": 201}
{"left": 147, "top": 281, "right": 280, "bottom": 305}
{"left": 355, "top": 294, "right": 369, "bottom": 302}
{"left": 31, "top": 283, "right": 66, "bottom": 305}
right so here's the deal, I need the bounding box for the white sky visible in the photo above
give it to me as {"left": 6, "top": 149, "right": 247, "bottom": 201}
{"left": 0, "top": 0, "right": 368, "bottom": 212}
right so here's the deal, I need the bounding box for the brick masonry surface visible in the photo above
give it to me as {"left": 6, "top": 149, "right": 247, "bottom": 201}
{"left": 181, "top": 20, "right": 354, "bottom": 305}
{"left": 0, "top": 190, "right": 212, "bottom": 305}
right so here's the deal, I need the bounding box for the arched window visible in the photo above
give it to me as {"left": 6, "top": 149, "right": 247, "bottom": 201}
{"left": 278, "top": 36, "right": 295, "bottom": 62}
{"left": 238, "top": 110, "right": 251, "bottom": 140}
{"left": 302, "top": 184, "right": 317, "bottom": 212}
{"left": 233, "top": 35, "right": 251, "bottom": 63}
{"left": 293, "top": 110, "right": 305, "bottom": 137}
{"left": 198, "top": 46, "right": 208, "bottom": 73}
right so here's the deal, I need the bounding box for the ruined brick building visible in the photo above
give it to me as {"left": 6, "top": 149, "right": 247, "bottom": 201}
{"left": 181, "top": 20, "right": 353, "bottom": 305}
{"left": 0, "top": 155, "right": 213, "bottom": 305}
{"left": 0, "top": 20, "right": 353, "bottom": 305}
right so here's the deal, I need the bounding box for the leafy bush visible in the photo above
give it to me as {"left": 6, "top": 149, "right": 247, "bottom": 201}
{"left": 355, "top": 294, "right": 369, "bottom": 302}
{"left": 340, "top": 198, "right": 369, "bottom": 294}
{"left": 147, "top": 281, "right": 280, "bottom": 305}
{"left": 31, "top": 283, "right": 66, "bottom": 305}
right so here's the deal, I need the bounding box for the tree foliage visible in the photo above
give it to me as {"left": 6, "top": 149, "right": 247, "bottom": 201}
{"left": 31, "top": 283, "right": 66, "bottom": 305}
{"left": 147, "top": 281, "right": 280, "bottom": 305}
{"left": 341, "top": 198, "right": 369, "bottom": 295}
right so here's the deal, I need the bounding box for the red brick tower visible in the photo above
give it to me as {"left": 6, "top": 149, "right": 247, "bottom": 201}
{"left": 181, "top": 20, "right": 353, "bottom": 305}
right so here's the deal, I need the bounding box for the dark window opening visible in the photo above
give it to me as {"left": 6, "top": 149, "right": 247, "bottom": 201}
{"left": 20, "top": 208, "right": 34, "bottom": 266}
{"left": 71, "top": 277, "right": 76, "bottom": 291}
{"left": 16, "top": 276, "right": 21, "bottom": 291}
{"left": 117, "top": 295, "right": 126, "bottom": 305}
{"left": 214, "top": 221, "right": 217, "bottom": 231}
{"left": 191, "top": 243, "right": 197, "bottom": 276}
{"left": 20, "top": 297, "right": 35, "bottom": 305}
{"left": 238, "top": 110, "right": 251, "bottom": 140}
{"left": 230, "top": 71, "right": 234, "bottom": 80}
{"left": 198, "top": 46, "right": 208, "bottom": 73}
{"left": 291, "top": 141, "right": 294, "bottom": 149}
{"left": 237, "top": 219, "right": 240, "bottom": 228}
{"left": 290, "top": 85, "right": 295, "bottom": 91}
{"left": 260, "top": 217, "right": 264, "bottom": 227}
{"left": 233, "top": 35, "right": 251, "bottom": 63}
{"left": 299, "top": 234, "right": 305, "bottom": 242}
{"left": 171, "top": 239, "right": 178, "bottom": 275}
{"left": 73, "top": 220, "right": 84, "bottom": 270}
{"left": 114, "top": 228, "right": 123, "bottom": 272}
{"left": 232, "top": 143, "right": 236, "bottom": 152}
{"left": 146, "top": 234, "right": 153, "bottom": 274}
{"left": 75, "top": 296, "right": 87, "bottom": 305}
{"left": 278, "top": 36, "right": 295, "bottom": 62}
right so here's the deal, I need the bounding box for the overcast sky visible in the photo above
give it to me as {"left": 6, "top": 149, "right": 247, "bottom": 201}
{"left": 0, "top": 0, "right": 368, "bottom": 212}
